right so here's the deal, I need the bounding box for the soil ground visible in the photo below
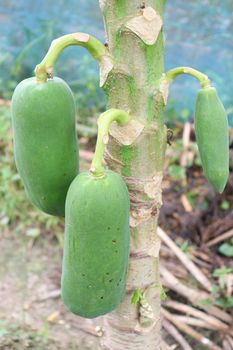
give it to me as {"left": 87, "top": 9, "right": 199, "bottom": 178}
{"left": 0, "top": 103, "right": 232, "bottom": 349}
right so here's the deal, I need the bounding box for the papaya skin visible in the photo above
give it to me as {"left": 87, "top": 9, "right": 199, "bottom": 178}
{"left": 194, "top": 87, "right": 229, "bottom": 193}
{"left": 61, "top": 170, "right": 130, "bottom": 318}
{"left": 11, "top": 77, "right": 79, "bottom": 216}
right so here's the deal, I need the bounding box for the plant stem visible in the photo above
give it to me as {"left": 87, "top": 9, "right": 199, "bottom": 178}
{"left": 100, "top": 1, "right": 167, "bottom": 349}
{"left": 165, "top": 66, "right": 211, "bottom": 88}
{"left": 90, "top": 109, "right": 132, "bottom": 177}
{"left": 35, "top": 33, "right": 106, "bottom": 83}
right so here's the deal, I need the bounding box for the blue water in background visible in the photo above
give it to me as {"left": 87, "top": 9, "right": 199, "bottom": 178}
{"left": 0, "top": 0, "right": 232, "bottom": 119}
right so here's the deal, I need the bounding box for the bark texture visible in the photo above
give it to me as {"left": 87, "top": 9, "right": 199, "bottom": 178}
{"left": 99, "top": 1, "right": 167, "bottom": 349}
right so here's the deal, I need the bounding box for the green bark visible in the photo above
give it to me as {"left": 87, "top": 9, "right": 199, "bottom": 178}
{"left": 99, "top": 1, "right": 167, "bottom": 349}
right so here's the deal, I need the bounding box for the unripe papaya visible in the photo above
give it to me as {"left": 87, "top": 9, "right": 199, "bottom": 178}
{"left": 194, "top": 87, "right": 229, "bottom": 193}
{"left": 11, "top": 77, "right": 79, "bottom": 216}
{"left": 61, "top": 170, "right": 130, "bottom": 318}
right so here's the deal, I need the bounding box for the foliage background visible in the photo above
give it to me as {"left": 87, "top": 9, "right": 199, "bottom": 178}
{"left": 0, "top": 0, "right": 232, "bottom": 122}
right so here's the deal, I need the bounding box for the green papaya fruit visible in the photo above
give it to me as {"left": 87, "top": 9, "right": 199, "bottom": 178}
{"left": 11, "top": 77, "right": 79, "bottom": 216}
{"left": 194, "top": 87, "right": 229, "bottom": 193}
{"left": 61, "top": 170, "right": 130, "bottom": 318}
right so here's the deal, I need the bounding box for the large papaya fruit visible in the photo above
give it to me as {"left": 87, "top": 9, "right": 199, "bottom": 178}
{"left": 11, "top": 77, "right": 79, "bottom": 216}
{"left": 194, "top": 87, "right": 229, "bottom": 193}
{"left": 61, "top": 170, "right": 130, "bottom": 318}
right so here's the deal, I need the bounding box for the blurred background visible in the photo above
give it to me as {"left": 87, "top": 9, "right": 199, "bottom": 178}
{"left": 1, "top": 0, "right": 233, "bottom": 120}
{"left": 0, "top": 1, "right": 233, "bottom": 349}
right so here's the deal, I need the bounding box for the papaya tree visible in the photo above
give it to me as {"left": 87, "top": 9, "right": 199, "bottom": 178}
{"left": 11, "top": 0, "right": 229, "bottom": 349}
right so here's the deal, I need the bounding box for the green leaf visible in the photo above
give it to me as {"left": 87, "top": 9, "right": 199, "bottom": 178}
{"left": 211, "top": 284, "right": 221, "bottom": 295}
{"left": 213, "top": 266, "right": 233, "bottom": 277}
{"left": 213, "top": 296, "right": 233, "bottom": 310}
{"left": 168, "top": 164, "right": 186, "bottom": 180}
{"left": 185, "top": 192, "right": 196, "bottom": 209}
{"left": 220, "top": 200, "right": 230, "bottom": 210}
{"left": 219, "top": 243, "right": 233, "bottom": 257}
{"left": 131, "top": 288, "right": 143, "bottom": 305}
{"left": 198, "top": 298, "right": 213, "bottom": 306}
{"left": 176, "top": 239, "right": 189, "bottom": 253}
{"left": 200, "top": 199, "right": 209, "bottom": 210}
{"left": 160, "top": 287, "right": 167, "bottom": 301}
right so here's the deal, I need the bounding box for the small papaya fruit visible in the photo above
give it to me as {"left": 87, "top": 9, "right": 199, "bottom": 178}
{"left": 11, "top": 77, "right": 79, "bottom": 216}
{"left": 61, "top": 170, "right": 130, "bottom": 318}
{"left": 194, "top": 87, "right": 229, "bottom": 193}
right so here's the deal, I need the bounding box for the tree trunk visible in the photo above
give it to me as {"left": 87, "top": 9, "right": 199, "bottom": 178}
{"left": 99, "top": 1, "right": 167, "bottom": 349}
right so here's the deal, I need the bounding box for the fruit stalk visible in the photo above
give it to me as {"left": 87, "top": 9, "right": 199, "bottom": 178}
{"left": 91, "top": 109, "right": 132, "bottom": 177}
{"left": 165, "top": 66, "right": 211, "bottom": 88}
{"left": 35, "top": 33, "right": 106, "bottom": 83}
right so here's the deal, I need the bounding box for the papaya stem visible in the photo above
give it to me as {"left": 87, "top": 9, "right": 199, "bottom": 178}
{"left": 165, "top": 66, "right": 211, "bottom": 88}
{"left": 35, "top": 33, "right": 106, "bottom": 83}
{"left": 90, "top": 109, "right": 132, "bottom": 177}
